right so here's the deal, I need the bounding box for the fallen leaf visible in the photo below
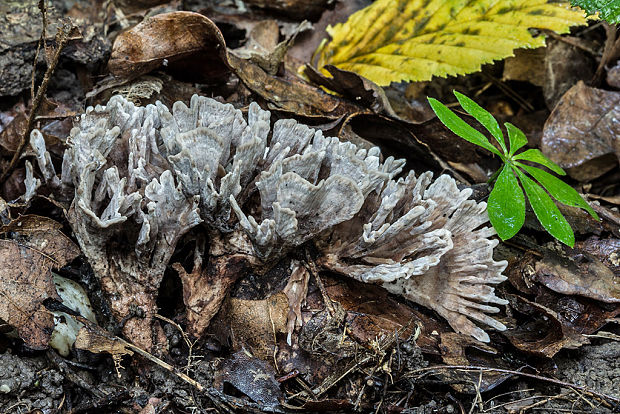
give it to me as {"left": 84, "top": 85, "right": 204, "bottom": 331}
{"left": 228, "top": 53, "right": 364, "bottom": 119}
{"left": 214, "top": 292, "right": 289, "bottom": 360}
{"left": 1, "top": 215, "right": 81, "bottom": 264}
{"left": 541, "top": 81, "right": 620, "bottom": 181}
{"left": 173, "top": 253, "right": 252, "bottom": 339}
{"left": 320, "top": 276, "right": 446, "bottom": 354}
{"left": 214, "top": 350, "right": 283, "bottom": 408}
{"left": 243, "top": 0, "right": 331, "bottom": 20}
{"left": 0, "top": 215, "right": 80, "bottom": 349}
{"left": 503, "top": 47, "right": 546, "bottom": 87}
{"left": 506, "top": 252, "right": 620, "bottom": 335}
{"left": 108, "top": 11, "right": 229, "bottom": 82}
{"left": 304, "top": 64, "right": 398, "bottom": 117}
{"left": 0, "top": 240, "right": 61, "bottom": 349}
{"left": 0, "top": 103, "right": 27, "bottom": 155}
{"left": 231, "top": 20, "right": 310, "bottom": 76}
{"left": 504, "top": 294, "right": 589, "bottom": 358}
{"left": 314, "top": 0, "right": 587, "bottom": 86}
{"left": 533, "top": 243, "right": 620, "bottom": 303}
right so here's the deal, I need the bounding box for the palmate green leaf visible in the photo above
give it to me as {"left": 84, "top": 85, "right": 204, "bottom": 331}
{"left": 517, "top": 163, "right": 599, "bottom": 219}
{"left": 505, "top": 122, "right": 528, "bottom": 156}
{"left": 488, "top": 164, "right": 525, "bottom": 240}
{"left": 513, "top": 149, "right": 566, "bottom": 175}
{"left": 515, "top": 168, "right": 575, "bottom": 247}
{"left": 315, "top": 0, "right": 588, "bottom": 86}
{"left": 454, "top": 91, "right": 506, "bottom": 154}
{"left": 427, "top": 97, "right": 503, "bottom": 157}
{"left": 571, "top": 0, "right": 619, "bottom": 23}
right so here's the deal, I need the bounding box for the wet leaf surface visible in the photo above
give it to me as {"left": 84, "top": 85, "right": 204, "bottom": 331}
{"left": 541, "top": 81, "right": 620, "bottom": 181}
{"left": 214, "top": 350, "right": 283, "bottom": 408}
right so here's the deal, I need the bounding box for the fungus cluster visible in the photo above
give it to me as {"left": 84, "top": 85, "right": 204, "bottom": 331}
{"left": 30, "top": 94, "right": 508, "bottom": 347}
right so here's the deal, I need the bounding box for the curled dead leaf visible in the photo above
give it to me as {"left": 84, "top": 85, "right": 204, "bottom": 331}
{"left": 108, "top": 11, "right": 229, "bottom": 82}
{"left": 504, "top": 294, "right": 589, "bottom": 358}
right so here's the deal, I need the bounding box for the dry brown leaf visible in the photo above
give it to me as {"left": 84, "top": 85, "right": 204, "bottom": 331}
{"left": 0, "top": 240, "right": 60, "bottom": 349}
{"left": 228, "top": 53, "right": 364, "bottom": 119}
{"left": 214, "top": 293, "right": 288, "bottom": 360}
{"left": 320, "top": 276, "right": 445, "bottom": 353}
{"left": 542, "top": 81, "right": 620, "bottom": 181}
{"left": 108, "top": 11, "right": 229, "bottom": 82}
{"left": 173, "top": 253, "right": 251, "bottom": 339}
{"left": 0, "top": 215, "right": 80, "bottom": 349}
{"left": 1, "top": 215, "right": 81, "bottom": 263}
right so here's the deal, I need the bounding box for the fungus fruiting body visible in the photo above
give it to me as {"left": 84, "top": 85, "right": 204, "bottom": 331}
{"left": 31, "top": 94, "right": 508, "bottom": 346}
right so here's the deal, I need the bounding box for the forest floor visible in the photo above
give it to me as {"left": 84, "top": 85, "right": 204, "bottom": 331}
{"left": 0, "top": 1, "right": 618, "bottom": 413}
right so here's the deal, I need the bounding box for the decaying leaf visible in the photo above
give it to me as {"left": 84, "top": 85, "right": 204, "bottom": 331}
{"left": 315, "top": 0, "right": 587, "bottom": 86}
{"left": 173, "top": 233, "right": 256, "bottom": 338}
{"left": 214, "top": 293, "right": 288, "bottom": 360}
{"left": 504, "top": 294, "right": 589, "bottom": 357}
{"left": 228, "top": 53, "right": 365, "bottom": 118}
{"left": 319, "top": 276, "right": 444, "bottom": 353}
{"left": 506, "top": 252, "right": 620, "bottom": 336}
{"left": 533, "top": 244, "right": 620, "bottom": 303}
{"left": 108, "top": 11, "right": 229, "bottom": 82}
{"left": 214, "top": 350, "right": 283, "bottom": 408}
{"left": 541, "top": 81, "right": 620, "bottom": 181}
{"left": 0, "top": 216, "right": 80, "bottom": 349}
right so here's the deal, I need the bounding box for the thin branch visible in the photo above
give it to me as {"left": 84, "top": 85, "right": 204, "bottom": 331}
{"left": 406, "top": 365, "right": 620, "bottom": 407}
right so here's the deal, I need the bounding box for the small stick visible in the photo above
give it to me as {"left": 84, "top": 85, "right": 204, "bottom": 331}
{"left": 407, "top": 365, "right": 620, "bottom": 407}
{"left": 304, "top": 252, "right": 335, "bottom": 317}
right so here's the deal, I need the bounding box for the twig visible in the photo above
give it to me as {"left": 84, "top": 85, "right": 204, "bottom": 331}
{"left": 303, "top": 252, "right": 335, "bottom": 317}
{"left": 406, "top": 365, "right": 620, "bottom": 407}
{"left": 0, "top": 19, "right": 73, "bottom": 183}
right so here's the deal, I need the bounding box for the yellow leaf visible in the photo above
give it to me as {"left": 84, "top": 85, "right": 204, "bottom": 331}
{"left": 315, "top": 0, "right": 588, "bottom": 86}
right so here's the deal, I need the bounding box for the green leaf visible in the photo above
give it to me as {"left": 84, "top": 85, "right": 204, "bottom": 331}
{"left": 454, "top": 91, "right": 506, "bottom": 154}
{"left": 487, "top": 164, "right": 525, "bottom": 240}
{"left": 516, "top": 163, "right": 599, "bottom": 220}
{"left": 428, "top": 97, "right": 503, "bottom": 157}
{"left": 515, "top": 168, "right": 575, "bottom": 247}
{"left": 513, "top": 149, "right": 566, "bottom": 175}
{"left": 571, "top": 0, "right": 619, "bottom": 23}
{"left": 505, "top": 123, "right": 528, "bottom": 156}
